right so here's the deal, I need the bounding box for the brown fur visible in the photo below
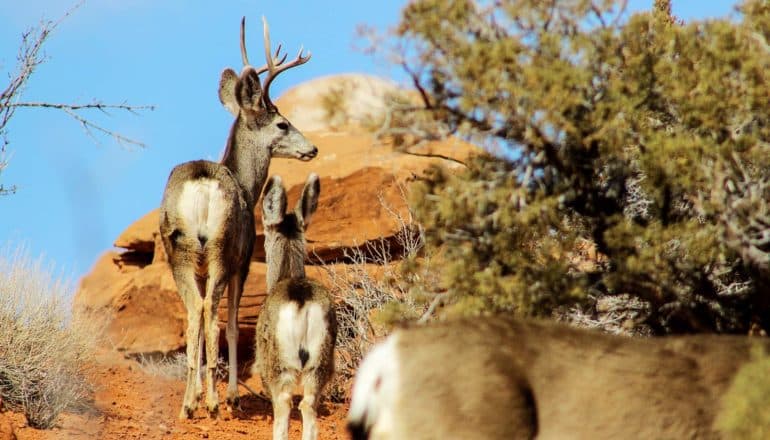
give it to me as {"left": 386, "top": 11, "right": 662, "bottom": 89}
{"left": 351, "top": 317, "right": 770, "bottom": 439}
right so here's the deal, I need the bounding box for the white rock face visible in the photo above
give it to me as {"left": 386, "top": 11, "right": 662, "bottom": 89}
{"left": 276, "top": 74, "right": 401, "bottom": 133}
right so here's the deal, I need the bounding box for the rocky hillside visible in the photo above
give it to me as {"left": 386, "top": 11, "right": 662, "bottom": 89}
{"left": 74, "top": 74, "right": 475, "bottom": 356}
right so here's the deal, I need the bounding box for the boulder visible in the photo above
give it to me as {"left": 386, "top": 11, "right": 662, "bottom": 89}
{"left": 76, "top": 258, "right": 186, "bottom": 355}
{"left": 113, "top": 210, "right": 158, "bottom": 254}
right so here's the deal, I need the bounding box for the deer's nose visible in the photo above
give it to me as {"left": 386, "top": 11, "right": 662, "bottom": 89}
{"left": 309, "top": 146, "right": 318, "bottom": 157}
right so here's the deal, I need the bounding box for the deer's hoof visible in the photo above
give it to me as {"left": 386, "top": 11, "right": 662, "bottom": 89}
{"left": 207, "top": 403, "right": 219, "bottom": 418}
{"left": 226, "top": 395, "right": 241, "bottom": 412}
{"left": 179, "top": 406, "right": 194, "bottom": 420}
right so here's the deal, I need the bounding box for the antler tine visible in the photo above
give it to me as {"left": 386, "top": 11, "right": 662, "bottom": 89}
{"left": 256, "top": 45, "right": 287, "bottom": 75}
{"left": 240, "top": 16, "right": 250, "bottom": 67}
{"left": 240, "top": 17, "right": 287, "bottom": 75}
{"left": 274, "top": 45, "right": 288, "bottom": 66}
{"left": 262, "top": 16, "right": 275, "bottom": 74}
{"left": 261, "top": 42, "right": 312, "bottom": 109}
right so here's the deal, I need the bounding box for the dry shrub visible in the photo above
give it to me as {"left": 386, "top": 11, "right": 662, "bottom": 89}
{"left": 0, "top": 248, "right": 99, "bottom": 428}
{"left": 557, "top": 294, "right": 653, "bottom": 337}
{"left": 318, "top": 192, "right": 434, "bottom": 402}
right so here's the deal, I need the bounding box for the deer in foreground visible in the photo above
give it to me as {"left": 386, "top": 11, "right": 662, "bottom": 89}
{"left": 348, "top": 317, "right": 770, "bottom": 439}
{"left": 159, "top": 17, "right": 317, "bottom": 419}
{"left": 253, "top": 173, "right": 337, "bottom": 440}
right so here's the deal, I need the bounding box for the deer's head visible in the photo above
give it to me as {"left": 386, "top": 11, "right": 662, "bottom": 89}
{"left": 261, "top": 173, "right": 320, "bottom": 290}
{"left": 218, "top": 17, "right": 317, "bottom": 161}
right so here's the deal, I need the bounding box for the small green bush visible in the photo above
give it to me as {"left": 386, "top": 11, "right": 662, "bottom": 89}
{"left": 717, "top": 346, "right": 770, "bottom": 439}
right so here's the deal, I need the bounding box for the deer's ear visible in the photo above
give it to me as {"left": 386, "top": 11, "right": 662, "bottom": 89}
{"left": 235, "top": 67, "right": 264, "bottom": 111}
{"left": 262, "top": 175, "right": 286, "bottom": 227}
{"left": 218, "top": 68, "right": 239, "bottom": 116}
{"left": 296, "top": 173, "right": 320, "bottom": 229}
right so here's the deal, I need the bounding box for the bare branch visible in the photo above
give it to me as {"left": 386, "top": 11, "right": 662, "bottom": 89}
{"left": 0, "top": 3, "right": 154, "bottom": 192}
{"left": 9, "top": 101, "right": 154, "bottom": 113}
{"left": 401, "top": 61, "right": 432, "bottom": 109}
{"left": 59, "top": 107, "right": 147, "bottom": 148}
{"left": 399, "top": 148, "right": 468, "bottom": 167}
{"left": 7, "top": 101, "right": 154, "bottom": 148}
{"left": 418, "top": 293, "right": 444, "bottom": 324}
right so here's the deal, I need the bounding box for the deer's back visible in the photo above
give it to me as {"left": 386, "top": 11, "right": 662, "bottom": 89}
{"left": 391, "top": 318, "right": 768, "bottom": 439}
{"left": 159, "top": 160, "right": 254, "bottom": 271}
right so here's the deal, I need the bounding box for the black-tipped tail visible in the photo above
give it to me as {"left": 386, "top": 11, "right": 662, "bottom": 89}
{"left": 347, "top": 420, "right": 369, "bottom": 440}
{"left": 299, "top": 347, "right": 309, "bottom": 368}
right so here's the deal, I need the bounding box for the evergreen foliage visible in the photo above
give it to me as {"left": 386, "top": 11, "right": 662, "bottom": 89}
{"left": 379, "top": 0, "right": 770, "bottom": 333}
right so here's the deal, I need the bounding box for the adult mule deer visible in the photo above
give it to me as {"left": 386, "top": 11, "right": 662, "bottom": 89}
{"left": 348, "top": 317, "right": 770, "bottom": 439}
{"left": 159, "top": 17, "right": 316, "bottom": 419}
{"left": 254, "top": 174, "right": 337, "bottom": 440}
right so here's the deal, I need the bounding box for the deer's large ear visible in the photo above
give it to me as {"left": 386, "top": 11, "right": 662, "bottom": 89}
{"left": 296, "top": 173, "right": 320, "bottom": 229}
{"left": 262, "top": 175, "right": 287, "bottom": 227}
{"left": 218, "top": 68, "right": 239, "bottom": 116}
{"left": 235, "top": 67, "right": 263, "bottom": 111}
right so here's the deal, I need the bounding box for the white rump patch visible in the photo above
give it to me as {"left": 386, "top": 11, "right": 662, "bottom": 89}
{"left": 177, "top": 179, "right": 228, "bottom": 242}
{"left": 348, "top": 333, "right": 400, "bottom": 439}
{"left": 276, "top": 302, "right": 328, "bottom": 371}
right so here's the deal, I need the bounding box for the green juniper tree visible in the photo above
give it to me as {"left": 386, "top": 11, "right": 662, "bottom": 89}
{"left": 369, "top": 0, "right": 770, "bottom": 334}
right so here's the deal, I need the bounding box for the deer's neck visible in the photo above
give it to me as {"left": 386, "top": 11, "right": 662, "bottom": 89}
{"left": 221, "top": 116, "right": 270, "bottom": 208}
{"left": 266, "top": 238, "right": 307, "bottom": 292}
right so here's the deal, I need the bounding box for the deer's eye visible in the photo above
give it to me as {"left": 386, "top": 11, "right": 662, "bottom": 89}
{"left": 277, "top": 122, "right": 289, "bottom": 130}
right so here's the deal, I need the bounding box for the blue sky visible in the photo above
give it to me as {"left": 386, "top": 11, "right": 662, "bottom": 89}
{"left": 0, "top": 0, "right": 741, "bottom": 282}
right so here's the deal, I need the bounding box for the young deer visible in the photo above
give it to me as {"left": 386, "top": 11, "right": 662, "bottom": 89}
{"left": 159, "top": 17, "right": 316, "bottom": 419}
{"left": 254, "top": 173, "right": 337, "bottom": 440}
{"left": 348, "top": 317, "right": 770, "bottom": 439}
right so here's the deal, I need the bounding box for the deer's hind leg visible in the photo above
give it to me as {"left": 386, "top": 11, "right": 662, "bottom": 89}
{"left": 299, "top": 371, "right": 324, "bottom": 440}
{"left": 174, "top": 268, "right": 204, "bottom": 420}
{"left": 203, "top": 270, "right": 228, "bottom": 417}
{"left": 270, "top": 372, "right": 296, "bottom": 440}
{"left": 225, "top": 273, "right": 243, "bottom": 408}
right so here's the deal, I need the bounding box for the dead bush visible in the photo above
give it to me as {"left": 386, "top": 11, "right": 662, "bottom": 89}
{"left": 317, "top": 191, "right": 437, "bottom": 402}
{"left": 0, "top": 248, "right": 99, "bottom": 428}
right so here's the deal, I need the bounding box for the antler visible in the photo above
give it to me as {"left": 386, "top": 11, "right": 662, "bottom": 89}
{"left": 261, "top": 16, "right": 311, "bottom": 109}
{"left": 240, "top": 17, "right": 287, "bottom": 75}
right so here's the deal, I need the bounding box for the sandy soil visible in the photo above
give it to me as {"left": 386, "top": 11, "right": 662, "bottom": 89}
{"left": 7, "top": 350, "right": 351, "bottom": 440}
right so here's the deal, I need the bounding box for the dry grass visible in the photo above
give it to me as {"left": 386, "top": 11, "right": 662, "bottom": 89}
{"left": 131, "top": 352, "right": 233, "bottom": 386}
{"left": 0, "top": 247, "right": 100, "bottom": 428}
{"left": 132, "top": 352, "right": 188, "bottom": 380}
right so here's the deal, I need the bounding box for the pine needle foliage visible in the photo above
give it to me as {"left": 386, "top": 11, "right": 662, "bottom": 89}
{"left": 383, "top": 0, "right": 770, "bottom": 333}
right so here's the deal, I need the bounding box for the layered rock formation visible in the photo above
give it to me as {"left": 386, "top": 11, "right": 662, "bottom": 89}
{"left": 74, "top": 74, "right": 475, "bottom": 356}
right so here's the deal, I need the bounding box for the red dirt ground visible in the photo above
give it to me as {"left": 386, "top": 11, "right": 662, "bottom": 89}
{"left": 7, "top": 350, "right": 351, "bottom": 440}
